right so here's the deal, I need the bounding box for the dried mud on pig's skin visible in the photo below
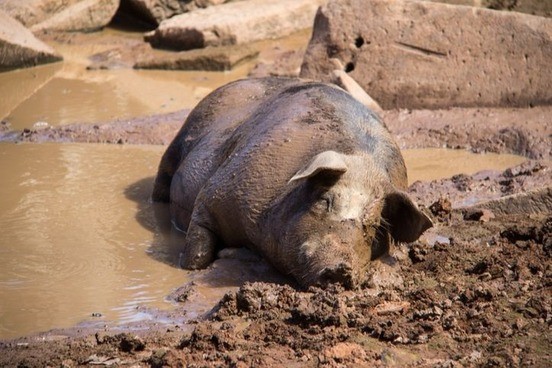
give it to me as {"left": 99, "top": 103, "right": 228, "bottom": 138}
{"left": 153, "top": 76, "right": 432, "bottom": 289}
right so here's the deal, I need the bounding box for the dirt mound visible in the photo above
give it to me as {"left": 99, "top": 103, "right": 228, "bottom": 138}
{"left": 174, "top": 213, "right": 549, "bottom": 367}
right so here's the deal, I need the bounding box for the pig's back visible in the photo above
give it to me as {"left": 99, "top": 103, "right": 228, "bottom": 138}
{"left": 159, "top": 77, "right": 304, "bottom": 229}
{"left": 201, "top": 81, "right": 403, "bottom": 247}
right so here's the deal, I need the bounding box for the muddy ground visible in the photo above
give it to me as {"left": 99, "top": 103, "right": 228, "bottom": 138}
{"left": 2, "top": 104, "right": 551, "bottom": 368}
{"left": 1, "top": 33, "right": 551, "bottom": 368}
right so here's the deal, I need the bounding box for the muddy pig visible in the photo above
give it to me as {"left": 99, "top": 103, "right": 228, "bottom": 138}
{"left": 152, "top": 77, "right": 432, "bottom": 288}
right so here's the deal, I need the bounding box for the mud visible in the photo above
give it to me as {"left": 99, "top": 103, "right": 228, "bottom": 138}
{"left": 1, "top": 24, "right": 551, "bottom": 368}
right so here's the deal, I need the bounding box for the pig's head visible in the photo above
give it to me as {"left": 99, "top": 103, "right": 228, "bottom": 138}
{"left": 267, "top": 150, "right": 432, "bottom": 289}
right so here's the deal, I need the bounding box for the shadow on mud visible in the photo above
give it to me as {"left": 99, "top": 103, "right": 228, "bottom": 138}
{"left": 124, "top": 176, "right": 185, "bottom": 268}
{"left": 124, "top": 176, "right": 295, "bottom": 288}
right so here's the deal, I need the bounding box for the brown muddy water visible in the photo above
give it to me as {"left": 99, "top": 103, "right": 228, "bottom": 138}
{"left": 0, "top": 143, "right": 188, "bottom": 339}
{"left": 0, "top": 63, "right": 252, "bottom": 131}
{"left": 0, "top": 143, "right": 526, "bottom": 339}
{"left": 0, "top": 28, "right": 252, "bottom": 131}
{"left": 403, "top": 149, "right": 527, "bottom": 185}
{"left": 0, "top": 27, "right": 312, "bottom": 131}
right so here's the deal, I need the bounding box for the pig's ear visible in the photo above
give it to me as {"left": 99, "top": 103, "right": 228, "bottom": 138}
{"left": 289, "top": 151, "right": 348, "bottom": 183}
{"left": 382, "top": 191, "right": 433, "bottom": 242}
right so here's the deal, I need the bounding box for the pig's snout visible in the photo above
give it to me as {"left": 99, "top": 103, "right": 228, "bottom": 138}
{"left": 297, "top": 229, "right": 367, "bottom": 289}
{"left": 318, "top": 262, "right": 355, "bottom": 289}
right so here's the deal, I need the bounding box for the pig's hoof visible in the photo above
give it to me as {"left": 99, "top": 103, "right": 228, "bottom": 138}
{"left": 179, "top": 252, "right": 210, "bottom": 270}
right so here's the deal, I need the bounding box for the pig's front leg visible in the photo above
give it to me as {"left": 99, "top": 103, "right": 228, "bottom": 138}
{"left": 179, "top": 209, "right": 218, "bottom": 269}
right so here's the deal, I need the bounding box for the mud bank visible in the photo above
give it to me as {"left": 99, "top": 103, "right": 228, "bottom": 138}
{"left": 4, "top": 104, "right": 551, "bottom": 160}
{"left": 0, "top": 109, "right": 190, "bottom": 145}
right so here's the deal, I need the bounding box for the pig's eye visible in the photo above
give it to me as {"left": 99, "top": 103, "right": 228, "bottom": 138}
{"left": 315, "top": 195, "right": 333, "bottom": 212}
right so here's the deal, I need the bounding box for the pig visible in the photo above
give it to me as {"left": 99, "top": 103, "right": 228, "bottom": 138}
{"left": 152, "top": 77, "right": 432, "bottom": 288}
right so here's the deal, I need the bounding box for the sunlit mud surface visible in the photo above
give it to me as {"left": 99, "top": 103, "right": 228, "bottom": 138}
{"left": 0, "top": 142, "right": 529, "bottom": 339}
{"left": 0, "top": 143, "right": 187, "bottom": 339}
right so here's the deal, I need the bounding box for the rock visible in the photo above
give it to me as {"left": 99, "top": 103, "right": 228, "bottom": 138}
{"left": 463, "top": 208, "right": 495, "bottom": 222}
{"left": 145, "top": 0, "right": 325, "bottom": 51}
{"left": 0, "top": 10, "right": 62, "bottom": 72}
{"left": 88, "top": 43, "right": 151, "bottom": 70}
{"left": 134, "top": 44, "right": 258, "bottom": 71}
{"left": 367, "top": 256, "right": 404, "bottom": 290}
{"left": 84, "top": 355, "right": 121, "bottom": 365}
{"left": 248, "top": 49, "right": 303, "bottom": 78}
{"left": 473, "top": 186, "right": 552, "bottom": 216}
{"left": 0, "top": 0, "right": 120, "bottom": 33}
{"left": 167, "top": 282, "right": 198, "bottom": 303}
{"left": 373, "top": 301, "right": 411, "bottom": 316}
{"left": 247, "top": 29, "right": 312, "bottom": 78}
{"left": 429, "top": 197, "right": 452, "bottom": 221}
{"left": 120, "top": 0, "right": 234, "bottom": 26}
{"left": 118, "top": 333, "right": 146, "bottom": 352}
{"left": 429, "top": 0, "right": 552, "bottom": 18}
{"left": 300, "top": 0, "right": 552, "bottom": 109}
{"left": 329, "top": 57, "right": 382, "bottom": 112}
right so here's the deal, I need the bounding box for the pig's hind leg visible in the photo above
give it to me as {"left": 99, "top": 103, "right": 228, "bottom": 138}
{"left": 179, "top": 206, "right": 219, "bottom": 269}
{"left": 152, "top": 142, "right": 183, "bottom": 202}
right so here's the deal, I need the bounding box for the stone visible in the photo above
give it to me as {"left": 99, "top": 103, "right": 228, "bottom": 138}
{"left": 474, "top": 186, "right": 552, "bottom": 216}
{"left": 0, "top": 10, "right": 62, "bottom": 72}
{"left": 373, "top": 301, "right": 411, "bottom": 316}
{"left": 145, "top": 0, "right": 325, "bottom": 50}
{"left": 248, "top": 49, "right": 303, "bottom": 78}
{"left": 120, "top": 0, "right": 234, "bottom": 25}
{"left": 134, "top": 44, "right": 258, "bottom": 71}
{"left": 462, "top": 208, "right": 495, "bottom": 222}
{"left": 430, "top": 0, "right": 552, "bottom": 18}
{"left": 0, "top": 0, "right": 120, "bottom": 33}
{"left": 247, "top": 29, "right": 312, "bottom": 78}
{"left": 88, "top": 43, "right": 150, "bottom": 70}
{"left": 300, "top": 0, "right": 552, "bottom": 109}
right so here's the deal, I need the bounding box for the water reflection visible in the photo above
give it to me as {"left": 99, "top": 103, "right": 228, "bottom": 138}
{"left": 0, "top": 63, "right": 62, "bottom": 123}
{"left": 0, "top": 26, "right": 313, "bottom": 131}
{"left": 1, "top": 66, "right": 251, "bottom": 131}
{"left": 0, "top": 25, "right": 253, "bottom": 130}
{"left": 123, "top": 176, "right": 184, "bottom": 268}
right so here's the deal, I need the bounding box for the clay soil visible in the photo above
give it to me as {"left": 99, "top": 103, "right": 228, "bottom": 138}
{"left": 1, "top": 35, "right": 551, "bottom": 368}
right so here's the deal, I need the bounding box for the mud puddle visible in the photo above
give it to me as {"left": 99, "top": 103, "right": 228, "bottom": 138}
{"left": 0, "top": 27, "right": 252, "bottom": 131}
{"left": 0, "top": 27, "right": 313, "bottom": 131}
{"left": 0, "top": 143, "right": 189, "bottom": 339}
{"left": 0, "top": 142, "right": 529, "bottom": 340}
{"left": 403, "top": 148, "right": 527, "bottom": 185}
{"left": 0, "top": 66, "right": 251, "bottom": 132}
